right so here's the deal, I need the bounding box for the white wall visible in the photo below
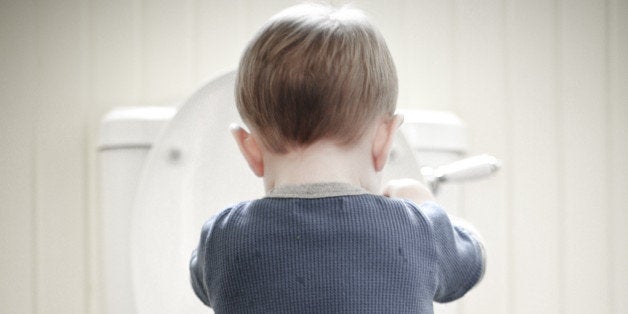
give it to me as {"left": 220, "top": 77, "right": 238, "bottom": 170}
{"left": 1, "top": 0, "right": 626, "bottom": 313}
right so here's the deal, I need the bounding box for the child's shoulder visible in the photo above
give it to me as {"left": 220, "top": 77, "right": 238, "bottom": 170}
{"left": 381, "top": 197, "right": 454, "bottom": 229}
{"left": 199, "top": 200, "right": 252, "bottom": 232}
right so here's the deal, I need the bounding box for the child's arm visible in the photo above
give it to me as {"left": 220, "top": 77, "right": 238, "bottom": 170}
{"left": 190, "top": 217, "right": 218, "bottom": 307}
{"left": 383, "top": 178, "right": 486, "bottom": 302}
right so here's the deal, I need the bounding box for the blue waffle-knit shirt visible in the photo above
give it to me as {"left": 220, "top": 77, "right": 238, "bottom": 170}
{"left": 190, "top": 182, "right": 485, "bottom": 313}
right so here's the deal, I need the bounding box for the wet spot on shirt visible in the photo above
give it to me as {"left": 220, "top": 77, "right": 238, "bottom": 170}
{"left": 398, "top": 247, "right": 408, "bottom": 263}
{"left": 296, "top": 276, "right": 306, "bottom": 287}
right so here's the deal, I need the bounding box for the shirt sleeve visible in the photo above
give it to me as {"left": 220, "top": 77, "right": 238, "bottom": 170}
{"left": 418, "top": 201, "right": 486, "bottom": 303}
{"left": 189, "top": 215, "right": 218, "bottom": 307}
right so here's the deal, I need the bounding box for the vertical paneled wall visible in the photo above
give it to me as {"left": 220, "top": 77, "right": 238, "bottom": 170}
{"left": 508, "top": 0, "right": 561, "bottom": 313}
{"left": 0, "top": 0, "right": 626, "bottom": 313}
{"left": 451, "top": 0, "right": 510, "bottom": 312}
{"left": 1, "top": 2, "right": 37, "bottom": 313}
{"left": 609, "top": 1, "right": 628, "bottom": 312}
{"left": 559, "top": 0, "right": 611, "bottom": 312}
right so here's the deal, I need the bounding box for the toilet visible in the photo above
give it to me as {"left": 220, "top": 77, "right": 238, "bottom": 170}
{"left": 98, "top": 70, "right": 496, "bottom": 314}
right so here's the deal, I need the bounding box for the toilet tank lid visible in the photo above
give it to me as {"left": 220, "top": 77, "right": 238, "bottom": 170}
{"left": 97, "top": 107, "right": 467, "bottom": 152}
{"left": 98, "top": 106, "right": 177, "bottom": 150}
{"left": 398, "top": 109, "right": 468, "bottom": 153}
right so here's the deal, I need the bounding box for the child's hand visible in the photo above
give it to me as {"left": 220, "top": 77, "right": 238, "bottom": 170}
{"left": 382, "top": 178, "right": 436, "bottom": 205}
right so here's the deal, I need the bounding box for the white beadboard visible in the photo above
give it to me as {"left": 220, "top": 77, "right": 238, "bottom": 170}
{"left": 559, "top": 0, "right": 611, "bottom": 312}
{"left": 451, "top": 0, "right": 510, "bottom": 313}
{"left": 193, "top": 0, "right": 248, "bottom": 82}
{"left": 0, "top": 1, "right": 37, "bottom": 312}
{"left": 507, "top": 0, "right": 561, "bottom": 313}
{"left": 0, "top": 1, "right": 626, "bottom": 313}
{"left": 33, "top": 0, "right": 90, "bottom": 313}
{"left": 399, "top": 0, "right": 455, "bottom": 111}
{"left": 608, "top": 0, "right": 628, "bottom": 313}
{"left": 140, "top": 0, "right": 196, "bottom": 104}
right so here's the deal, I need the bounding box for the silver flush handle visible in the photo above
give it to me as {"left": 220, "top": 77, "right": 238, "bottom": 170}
{"left": 421, "top": 154, "right": 501, "bottom": 194}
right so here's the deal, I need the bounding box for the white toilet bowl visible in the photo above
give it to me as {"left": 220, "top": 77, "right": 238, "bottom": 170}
{"left": 98, "top": 70, "right": 481, "bottom": 314}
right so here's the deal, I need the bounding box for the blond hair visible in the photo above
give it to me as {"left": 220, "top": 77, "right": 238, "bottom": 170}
{"left": 236, "top": 3, "right": 398, "bottom": 153}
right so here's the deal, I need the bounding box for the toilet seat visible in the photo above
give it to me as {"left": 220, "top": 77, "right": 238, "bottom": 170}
{"left": 129, "top": 70, "right": 422, "bottom": 313}
{"left": 130, "top": 71, "right": 263, "bottom": 314}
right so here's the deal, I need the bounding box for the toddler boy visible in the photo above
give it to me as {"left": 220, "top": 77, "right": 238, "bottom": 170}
{"left": 190, "top": 3, "right": 485, "bottom": 313}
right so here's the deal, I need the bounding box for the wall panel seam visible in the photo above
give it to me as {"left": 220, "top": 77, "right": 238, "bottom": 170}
{"left": 553, "top": 0, "right": 565, "bottom": 312}
{"left": 502, "top": 0, "right": 515, "bottom": 312}
{"left": 604, "top": 0, "right": 615, "bottom": 312}
{"left": 81, "top": 0, "right": 93, "bottom": 312}
{"left": 32, "top": 2, "right": 41, "bottom": 313}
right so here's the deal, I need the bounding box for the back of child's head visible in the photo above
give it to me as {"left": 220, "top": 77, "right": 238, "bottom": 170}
{"left": 236, "top": 3, "right": 398, "bottom": 153}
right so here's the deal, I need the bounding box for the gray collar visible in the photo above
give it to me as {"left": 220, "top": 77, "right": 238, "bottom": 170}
{"left": 266, "top": 182, "right": 371, "bottom": 199}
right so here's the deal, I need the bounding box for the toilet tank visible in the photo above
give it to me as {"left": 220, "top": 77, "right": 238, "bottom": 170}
{"left": 98, "top": 107, "right": 176, "bottom": 314}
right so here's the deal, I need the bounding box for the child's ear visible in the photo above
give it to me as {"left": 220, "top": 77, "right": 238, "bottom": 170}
{"left": 372, "top": 114, "right": 404, "bottom": 172}
{"left": 230, "top": 123, "right": 264, "bottom": 177}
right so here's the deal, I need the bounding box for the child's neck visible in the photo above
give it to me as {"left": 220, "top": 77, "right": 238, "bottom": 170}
{"left": 262, "top": 139, "right": 381, "bottom": 194}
